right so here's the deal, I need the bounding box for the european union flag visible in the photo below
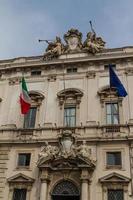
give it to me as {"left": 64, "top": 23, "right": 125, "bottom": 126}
{"left": 109, "top": 64, "right": 128, "bottom": 97}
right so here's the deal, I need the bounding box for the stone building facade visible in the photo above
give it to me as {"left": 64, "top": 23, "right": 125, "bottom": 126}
{"left": 0, "top": 29, "right": 133, "bottom": 200}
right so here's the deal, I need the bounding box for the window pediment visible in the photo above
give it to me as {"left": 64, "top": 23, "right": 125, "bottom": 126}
{"left": 57, "top": 88, "right": 83, "bottom": 97}
{"left": 57, "top": 88, "right": 83, "bottom": 106}
{"left": 7, "top": 173, "right": 34, "bottom": 184}
{"left": 98, "top": 86, "right": 120, "bottom": 100}
{"left": 29, "top": 90, "right": 44, "bottom": 105}
{"left": 99, "top": 172, "right": 130, "bottom": 184}
{"left": 38, "top": 157, "right": 95, "bottom": 170}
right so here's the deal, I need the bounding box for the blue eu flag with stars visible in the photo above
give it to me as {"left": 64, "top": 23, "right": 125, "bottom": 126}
{"left": 109, "top": 64, "right": 128, "bottom": 97}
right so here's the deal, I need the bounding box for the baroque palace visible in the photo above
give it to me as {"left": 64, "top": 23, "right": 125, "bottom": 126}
{"left": 0, "top": 28, "right": 133, "bottom": 200}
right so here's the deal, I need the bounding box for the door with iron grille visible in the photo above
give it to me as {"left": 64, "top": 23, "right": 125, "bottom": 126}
{"left": 52, "top": 180, "right": 80, "bottom": 200}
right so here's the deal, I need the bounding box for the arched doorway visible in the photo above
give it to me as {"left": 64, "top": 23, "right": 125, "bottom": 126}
{"left": 52, "top": 180, "right": 80, "bottom": 200}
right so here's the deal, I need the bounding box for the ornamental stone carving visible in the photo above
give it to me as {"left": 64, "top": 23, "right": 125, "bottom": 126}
{"left": 64, "top": 28, "right": 82, "bottom": 52}
{"left": 37, "top": 142, "right": 59, "bottom": 165}
{"left": 83, "top": 31, "right": 105, "bottom": 54}
{"left": 58, "top": 130, "right": 76, "bottom": 158}
{"left": 42, "top": 28, "right": 105, "bottom": 59}
{"left": 83, "top": 32, "right": 105, "bottom": 54}
{"left": 43, "top": 36, "right": 64, "bottom": 60}
{"left": 37, "top": 130, "right": 96, "bottom": 166}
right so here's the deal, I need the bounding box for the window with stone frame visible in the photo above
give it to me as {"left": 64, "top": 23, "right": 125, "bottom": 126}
{"left": 57, "top": 88, "right": 83, "bottom": 127}
{"left": 23, "top": 91, "right": 44, "bottom": 128}
{"left": 13, "top": 188, "right": 27, "bottom": 200}
{"left": 64, "top": 105, "right": 76, "bottom": 127}
{"left": 17, "top": 153, "right": 31, "bottom": 167}
{"left": 98, "top": 86, "right": 123, "bottom": 126}
{"left": 7, "top": 173, "right": 34, "bottom": 200}
{"left": 99, "top": 172, "right": 130, "bottom": 200}
{"left": 106, "top": 103, "right": 119, "bottom": 125}
{"left": 106, "top": 151, "right": 122, "bottom": 168}
{"left": 24, "top": 107, "right": 37, "bottom": 128}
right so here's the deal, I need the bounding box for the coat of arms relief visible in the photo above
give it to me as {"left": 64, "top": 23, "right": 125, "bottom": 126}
{"left": 37, "top": 130, "right": 96, "bottom": 168}
{"left": 42, "top": 28, "right": 105, "bottom": 60}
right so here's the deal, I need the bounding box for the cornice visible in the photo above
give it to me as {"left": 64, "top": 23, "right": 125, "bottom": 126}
{"left": 0, "top": 136, "right": 133, "bottom": 145}
{"left": 0, "top": 49, "right": 133, "bottom": 72}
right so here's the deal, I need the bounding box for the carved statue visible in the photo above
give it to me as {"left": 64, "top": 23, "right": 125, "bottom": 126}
{"left": 76, "top": 141, "right": 91, "bottom": 158}
{"left": 43, "top": 36, "right": 64, "bottom": 60}
{"left": 41, "top": 28, "right": 106, "bottom": 60}
{"left": 83, "top": 31, "right": 105, "bottom": 54}
{"left": 37, "top": 142, "right": 59, "bottom": 164}
{"left": 37, "top": 133, "right": 96, "bottom": 167}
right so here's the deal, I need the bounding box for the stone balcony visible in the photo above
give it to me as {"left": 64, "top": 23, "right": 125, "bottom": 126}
{"left": 0, "top": 124, "right": 132, "bottom": 144}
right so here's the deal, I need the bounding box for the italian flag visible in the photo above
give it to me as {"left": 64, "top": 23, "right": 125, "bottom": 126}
{"left": 20, "top": 77, "right": 31, "bottom": 114}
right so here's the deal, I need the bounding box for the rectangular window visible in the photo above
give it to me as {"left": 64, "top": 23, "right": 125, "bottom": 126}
{"left": 18, "top": 153, "right": 31, "bottom": 167}
{"left": 67, "top": 67, "right": 77, "bottom": 73}
{"left": 104, "top": 64, "right": 116, "bottom": 71}
{"left": 107, "top": 152, "right": 122, "bottom": 167}
{"left": 24, "top": 107, "right": 37, "bottom": 128}
{"left": 108, "top": 189, "right": 124, "bottom": 200}
{"left": 13, "top": 189, "right": 27, "bottom": 200}
{"left": 31, "top": 70, "right": 41, "bottom": 76}
{"left": 106, "top": 103, "right": 119, "bottom": 124}
{"left": 64, "top": 106, "right": 76, "bottom": 127}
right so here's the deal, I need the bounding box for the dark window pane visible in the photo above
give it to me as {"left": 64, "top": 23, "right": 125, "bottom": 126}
{"left": 104, "top": 64, "right": 116, "bottom": 71}
{"left": 13, "top": 189, "right": 27, "bottom": 200}
{"left": 67, "top": 68, "right": 77, "bottom": 73}
{"left": 31, "top": 70, "right": 41, "bottom": 76}
{"left": 108, "top": 190, "right": 123, "bottom": 200}
{"left": 24, "top": 107, "right": 37, "bottom": 128}
{"left": 107, "top": 152, "right": 121, "bottom": 166}
{"left": 106, "top": 103, "right": 119, "bottom": 124}
{"left": 64, "top": 107, "right": 76, "bottom": 127}
{"left": 18, "top": 153, "right": 31, "bottom": 166}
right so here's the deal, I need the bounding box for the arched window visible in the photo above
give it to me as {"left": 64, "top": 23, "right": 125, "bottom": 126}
{"left": 23, "top": 91, "right": 44, "bottom": 128}
{"left": 57, "top": 88, "right": 83, "bottom": 127}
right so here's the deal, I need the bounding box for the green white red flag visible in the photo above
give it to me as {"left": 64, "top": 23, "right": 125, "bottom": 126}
{"left": 20, "top": 77, "right": 31, "bottom": 114}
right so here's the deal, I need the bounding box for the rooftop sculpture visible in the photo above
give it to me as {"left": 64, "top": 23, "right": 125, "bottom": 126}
{"left": 42, "top": 27, "right": 105, "bottom": 60}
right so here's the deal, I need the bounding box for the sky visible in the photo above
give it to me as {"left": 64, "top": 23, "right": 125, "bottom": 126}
{"left": 0, "top": 0, "right": 133, "bottom": 60}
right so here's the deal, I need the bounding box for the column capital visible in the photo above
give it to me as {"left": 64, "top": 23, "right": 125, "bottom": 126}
{"left": 40, "top": 174, "right": 50, "bottom": 183}
{"left": 41, "top": 177, "right": 50, "bottom": 183}
{"left": 80, "top": 169, "right": 90, "bottom": 182}
{"left": 40, "top": 169, "right": 50, "bottom": 183}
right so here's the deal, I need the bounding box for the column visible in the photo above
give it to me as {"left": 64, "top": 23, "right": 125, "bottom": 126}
{"left": 40, "top": 180, "right": 48, "bottom": 200}
{"left": 81, "top": 179, "right": 89, "bottom": 200}
{"left": 81, "top": 169, "right": 90, "bottom": 200}
{"left": 40, "top": 171, "right": 50, "bottom": 200}
{"left": 8, "top": 188, "right": 14, "bottom": 200}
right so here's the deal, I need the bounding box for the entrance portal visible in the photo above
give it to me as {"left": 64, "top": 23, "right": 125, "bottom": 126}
{"left": 52, "top": 180, "right": 80, "bottom": 200}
